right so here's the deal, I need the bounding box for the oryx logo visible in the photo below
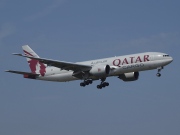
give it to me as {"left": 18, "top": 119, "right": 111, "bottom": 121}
{"left": 24, "top": 50, "right": 46, "bottom": 76}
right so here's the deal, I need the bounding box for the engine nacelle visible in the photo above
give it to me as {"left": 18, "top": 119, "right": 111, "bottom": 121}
{"left": 89, "top": 65, "right": 110, "bottom": 77}
{"left": 119, "top": 72, "right": 139, "bottom": 82}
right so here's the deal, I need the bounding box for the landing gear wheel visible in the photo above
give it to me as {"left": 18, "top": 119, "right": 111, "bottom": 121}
{"left": 96, "top": 78, "right": 110, "bottom": 89}
{"left": 156, "top": 73, "right": 161, "bottom": 77}
{"left": 97, "top": 85, "right": 102, "bottom": 89}
{"left": 88, "top": 80, "right": 93, "bottom": 84}
{"left": 102, "top": 83, "right": 106, "bottom": 87}
{"left": 80, "top": 79, "right": 93, "bottom": 87}
{"left": 80, "top": 82, "right": 85, "bottom": 87}
{"left": 85, "top": 81, "right": 89, "bottom": 85}
{"left": 104, "top": 82, "right": 109, "bottom": 86}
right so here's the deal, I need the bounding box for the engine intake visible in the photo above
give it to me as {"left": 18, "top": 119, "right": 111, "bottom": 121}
{"left": 90, "top": 65, "right": 110, "bottom": 77}
{"left": 119, "top": 72, "right": 139, "bottom": 81}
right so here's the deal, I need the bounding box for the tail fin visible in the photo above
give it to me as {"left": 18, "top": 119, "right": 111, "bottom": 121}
{"left": 22, "top": 45, "right": 40, "bottom": 58}
{"left": 22, "top": 45, "right": 47, "bottom": 76}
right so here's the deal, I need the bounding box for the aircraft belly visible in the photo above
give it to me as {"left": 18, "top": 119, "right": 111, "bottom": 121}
{"left": 37, "top": 72, "right": 78, "bottom": 82}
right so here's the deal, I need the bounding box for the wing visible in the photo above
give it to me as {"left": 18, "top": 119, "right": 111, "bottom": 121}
{"left": 13, "top": 53, "right": 92, "bottom": 72}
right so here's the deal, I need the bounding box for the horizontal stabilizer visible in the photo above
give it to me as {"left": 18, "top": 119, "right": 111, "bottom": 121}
{"left": 12, "top": 53, "right": 23, "bottom": 56}
{"left": 5, "top": 70, "right": 39, "bottom": 75}
{"left": 5, "top": 70, "right": 39, "bottom": 79}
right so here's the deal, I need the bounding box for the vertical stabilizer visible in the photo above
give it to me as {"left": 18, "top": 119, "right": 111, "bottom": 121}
{"left": 22, "top": 45, "right": 47, "bottom": 76}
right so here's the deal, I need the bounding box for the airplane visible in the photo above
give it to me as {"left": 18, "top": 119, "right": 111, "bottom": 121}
{"left": 5, "top": 45, "right": 173, "bottom": 89}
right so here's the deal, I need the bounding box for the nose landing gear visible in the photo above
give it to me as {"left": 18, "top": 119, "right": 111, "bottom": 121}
{"left": 156, "top": 67, "right": 163, "bottom": 77}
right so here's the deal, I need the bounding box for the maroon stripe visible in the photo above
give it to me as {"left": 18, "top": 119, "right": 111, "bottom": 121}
{"left": 23, "top": 50, "right": 33, "bottom": 56}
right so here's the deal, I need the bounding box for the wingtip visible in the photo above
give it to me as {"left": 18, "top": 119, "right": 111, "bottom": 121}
{"left": 5, "top": 70, "right": 11, "bottom": 72}
{"left": 22, "top": 45, "right": 29, "bottom": 47}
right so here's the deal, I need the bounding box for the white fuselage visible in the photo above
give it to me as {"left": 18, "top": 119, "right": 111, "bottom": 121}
{"left": 37, "top": 52, "right": 173, "bottom": 82}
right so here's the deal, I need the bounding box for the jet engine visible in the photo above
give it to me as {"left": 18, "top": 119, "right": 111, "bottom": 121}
{"left": 89, "top": 65, "right": 110, "bottom": 77}
{"left": 119, "top": 72, "right": 139, "bottom": 81}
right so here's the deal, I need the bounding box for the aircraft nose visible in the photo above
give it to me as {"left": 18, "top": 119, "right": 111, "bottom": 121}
{"left": 168, "top": 56, "right": 173, "bottom": 63}
{"left": 170, "top": 56, "right": 173, "bottom": 61}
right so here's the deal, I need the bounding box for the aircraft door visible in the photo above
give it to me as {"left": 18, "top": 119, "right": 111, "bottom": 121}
{"left": 150, "top": 55, "right": 154, "bottom": 61}
{"left": 149, "top": 55, "right": 156, "bottom": 68}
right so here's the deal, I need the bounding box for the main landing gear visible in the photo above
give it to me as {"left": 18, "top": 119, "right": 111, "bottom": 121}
{"left": 80, "top": 80, "right": 93, "bottom": 87}
{"left": 97, "top": 78, "right": 109, "bottom": 89}
{"left": 156, "top": 67, "right": 163, "bottom": 77}
{"left": 80, "top": 78, "right": 110, "bottom": 89}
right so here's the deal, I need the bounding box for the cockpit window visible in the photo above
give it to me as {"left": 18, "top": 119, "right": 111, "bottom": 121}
{"left": 163, "top": 55, "right": 169, "bottom": 57}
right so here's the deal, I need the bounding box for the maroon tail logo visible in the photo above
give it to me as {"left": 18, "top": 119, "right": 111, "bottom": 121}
{"left": 24, "top": 50, "right": 46, "bottom": 76}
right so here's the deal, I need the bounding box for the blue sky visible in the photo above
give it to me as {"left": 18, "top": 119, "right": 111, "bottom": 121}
{"left": 1, "top": 0, "right": 180, "bottom": 135}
